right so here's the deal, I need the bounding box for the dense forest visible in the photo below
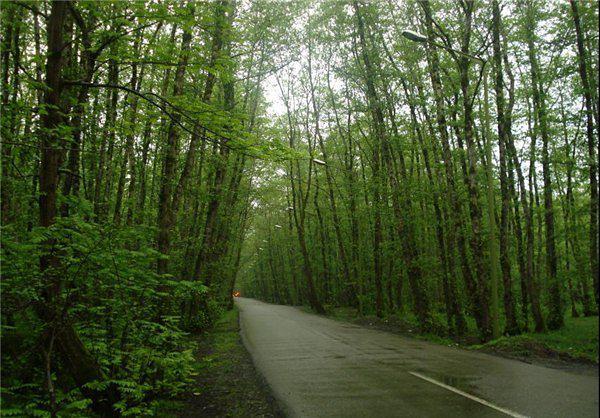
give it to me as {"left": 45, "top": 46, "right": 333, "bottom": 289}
{"left": 240, "top": 0, "right": 599, "bottom": 337}
{"left": 0, "top": 0, "right": 598, "bottom": 416}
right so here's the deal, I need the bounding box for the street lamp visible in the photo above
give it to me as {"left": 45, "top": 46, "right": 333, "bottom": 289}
{"left": 401, "top": 29, "right": 485, "bottom": 63}
{"left": 312, "top": 158, "right": 327, "bottom": 166}
{"left": 401, "top": 30, "right": 427, "bottom": 43}
{"left": 403, "top": 28, "right": 500, "bottom": 340}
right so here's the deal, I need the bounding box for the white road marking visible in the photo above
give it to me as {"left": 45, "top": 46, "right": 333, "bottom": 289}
{"left": 409, "top": 371, "right": 530, "bottom": 418}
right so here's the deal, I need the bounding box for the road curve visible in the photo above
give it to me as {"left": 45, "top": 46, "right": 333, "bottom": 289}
{"left": 236, "top": 297, "right": 599, "bottom": 418}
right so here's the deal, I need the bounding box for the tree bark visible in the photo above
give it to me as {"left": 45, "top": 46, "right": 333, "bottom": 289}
{"left": 457, "top": 1, "right": 492, "bottom": 341}
{"left": 353, "top": 0, "right": 385, "bottom": 318}
{"left": 308, "top": 41, "right": 353, "bottom": 308}
{"left": 38, "top": 2, "right": 116, "bottom": 414}
{"left": 114, "top": 35, "right": 143, "bottom": 225}
{"left": 524, "top": 0, "right": 563, "bottom": 329}
{"left": 156, "top": 27, "right": 192, "bottom": 275}
{"left": 420, "top": 0, "right": 484, "bottom": 339}
{"left": 93, "top": 58, "right": 118, "bottom": 220}
{"left": 492, "top": 0, "right": 519, "bottom": 335}
{"left": 570, "top": 0, "right": 599, "bottom": 310}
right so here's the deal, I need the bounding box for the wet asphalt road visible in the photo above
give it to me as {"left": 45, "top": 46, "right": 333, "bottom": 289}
{"left": 236, "top": 297, "right": 599, "bottom": 418}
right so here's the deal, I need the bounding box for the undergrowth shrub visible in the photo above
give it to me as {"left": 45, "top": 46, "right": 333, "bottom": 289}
{"left": 1, "top": 215, "right": 220, "bottom": 416}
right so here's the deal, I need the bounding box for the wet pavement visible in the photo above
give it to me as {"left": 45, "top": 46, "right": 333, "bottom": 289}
{"left": 236, "top": 297, "right": 599, "bottom": 418}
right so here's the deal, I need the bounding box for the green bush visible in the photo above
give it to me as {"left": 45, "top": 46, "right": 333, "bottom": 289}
{"left": 1, "top": 216, "right": 220, "bottom": 416}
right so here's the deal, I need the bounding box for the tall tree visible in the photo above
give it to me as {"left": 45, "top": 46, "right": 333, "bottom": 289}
{"left": 492, "top": 0, "right": 519, "bottom": 335}
{"left": 524, "top": 0, "right": 563, "bottom": 329}
{"left": 157, "top": 17, "right": 193, "bottom": 275}
{"left": 569, "top": 0, "right": 599, "bottom": 310}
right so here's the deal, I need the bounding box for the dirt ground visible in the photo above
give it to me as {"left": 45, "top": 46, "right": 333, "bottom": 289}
{"left": 175, "top": 307, "right": 284, "bottom": 417}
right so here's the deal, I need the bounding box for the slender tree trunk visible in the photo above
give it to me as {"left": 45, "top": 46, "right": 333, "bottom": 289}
{"left": 353, "top": 0, "right": 386, "bottom": 319}
{"left": 134, "top": 113, "right": 153, "bottom": 223}
{"left": 326, "top": 69, "right": 361, "bottom": 310}
{"left": 457, "top": 1, "right": 493, "bottom": 341}
{"left": 399, "top": 74, "right": 465, "bottom": 336}
{"left": 560, "top": 179, "right": 580, "bottom": 318}
{"left": 493, "top": 0, "right": 519, "bottom": 335}
{"left": 1, "top": 8, "right": 15, "bottom": 223}
{"left": 420, "top": 0, "right": 481, "bottom": 337}
{"left": 156, "top": 26, "right": 192, "bottom": 275}
{"left": 570, "top": 0, "right": 599, "bottom": 310}
{"left": 286, "top": 193, "right": 300, "bottom": 305}
{"left": 193, "top": 1, "right": 235, "bottom": 288}
{"left": 524, "top": 1, "right": 563, "bottom": 329}
{"left": 559, "top": 92, "right": 585, "bottom": 317}
{"left": 114, "top": 37, "right": 143, "bottom": 225}
{"left": 515, "top": 90, "right": 546, "bottom": 332}
{"left": 172, "top": 2, "right": 224, "bottom": 223}
{"left": 308, "top": 49, "right": 352, "bottom": 309}
{"left": 277, "top": 74, "right": 324, "bottom": 314}
{"left": 502, "top": 39, "right": 539, "bottom": 331}
{"left": 37, "top": 3, "right": 116, "bottom": 414}
{"left": 61, "top": 13, "right": 98, "bottom": 217}
{"left": 93, "top": 59, "right": 118, "bottom": 220}
{"left": 313, "top": 173, "right": 331, "bottom": 302}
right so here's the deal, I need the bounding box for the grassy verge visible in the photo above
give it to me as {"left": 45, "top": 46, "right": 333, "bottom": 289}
{"left": 473, "top": 315, "right": 598, "bottom": 365}
{"left": 323, "top": 306, "right": 598, "bottom": 367}
{"left": 158, "top": 307, "right": 283, "bottom": 417}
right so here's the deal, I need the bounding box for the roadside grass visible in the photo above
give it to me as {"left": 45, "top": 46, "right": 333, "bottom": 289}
{"left": 322, "top": 305, "right": 598, "bottom": 366}
{"left": 474, "top": 315, "right": 598, "bottom": 364}
{"left": 157, "top": 306, "right": 283, "bottom": 417}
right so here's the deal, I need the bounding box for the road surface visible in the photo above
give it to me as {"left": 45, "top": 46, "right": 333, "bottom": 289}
{"left": 236, "top": 297, "right": 599, "bottom": 418}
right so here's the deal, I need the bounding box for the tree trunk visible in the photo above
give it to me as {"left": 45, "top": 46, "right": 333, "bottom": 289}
{"left": 93, "top": 59, "right": 118, "bottom": 220}
{"left": 172, "top": 0, "right": 224, "bottom": 221}
{"left": 114, "top": 36, "right": 143, "bottom": 225}
{"left": 493, "top": 0, "right": 519, "bottom": 335}
{"left": 570, "top": 0, "right": 599, "bottom": 310}
{"left": 37, "top": 2, "right": 116, "bottom": 414}
{"left": 419, "top": 0, "right": 483, "bottom": 338}
{"left": 353, "top": 0, "right": 386, "bottom": 319}
{"left": 156, "top": 27, "right": 192, "bottom": 275}
{"left": 458, "top": 1, "right": 493, "bottom": 341}
{"left": 524, "top": 1, "right": 563, "bottom": 329}
{"left": 1, "top": 8, "right": 14, "bottom": 223}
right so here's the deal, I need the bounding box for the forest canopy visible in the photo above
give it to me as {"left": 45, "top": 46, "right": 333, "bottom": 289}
{"left": 0, "top": 0, "right": 598, "bottom": 416}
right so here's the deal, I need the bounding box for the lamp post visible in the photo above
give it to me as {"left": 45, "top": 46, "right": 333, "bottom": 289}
{"left": 402, "top": 29, "right": 500, "bottom": 339}
{"left": 312, "top": 158, "right": 327, "bottom": 166}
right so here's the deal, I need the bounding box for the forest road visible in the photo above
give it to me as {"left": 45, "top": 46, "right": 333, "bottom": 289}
{"left": 236, "top": 297, "right": 599, "bottom": 418}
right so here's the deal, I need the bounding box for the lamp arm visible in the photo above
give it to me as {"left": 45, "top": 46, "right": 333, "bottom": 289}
{"left": 428, "top": 39, "right": 485, "bottom": 64}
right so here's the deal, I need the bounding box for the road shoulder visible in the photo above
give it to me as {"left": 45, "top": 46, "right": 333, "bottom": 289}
{"left": 162, "top": 306, "right": 284, "bottom": 417}
{"left": 322, "top": 307, "right": 598, "bottom": 375}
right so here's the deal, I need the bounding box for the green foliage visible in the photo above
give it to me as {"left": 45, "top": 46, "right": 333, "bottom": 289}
{"left": 0, "top": 215, "right": 220, "bottom": 416}
{"left": 475, "top": 316, "right": 599, "bottom": 363}
{"left": 239, "top": 0, "right": 599, "bottom": 349}
{"left": 1, "top": 0, "right": 599, "bottom": 413}
{"left": 191, "top": 297, "right": 224, "bottom": 333}
{"left": 2, "top": 0, "right": 292, "bottom": 415}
